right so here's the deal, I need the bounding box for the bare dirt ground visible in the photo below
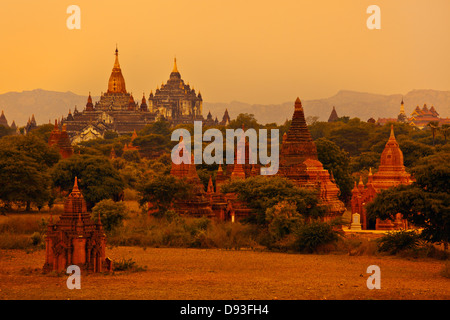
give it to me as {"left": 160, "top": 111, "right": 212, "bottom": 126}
{"left": 0, "top": 247, "right": 448, "bottom": 300}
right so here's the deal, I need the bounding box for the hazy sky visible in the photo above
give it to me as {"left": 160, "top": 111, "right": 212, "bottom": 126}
{"left": 1, "top": 0, "right": 449, "bottom": 104}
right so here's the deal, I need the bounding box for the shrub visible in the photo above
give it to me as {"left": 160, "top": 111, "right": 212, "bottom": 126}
{"left": 293, "top": 221, "right": 341, "bottom": 253}
{"left": 91, "top": 199, "right": 128, "bottom": 232}
{"left": 265, "top": 201, "right": 302, "bottom": 241}
{"left": 30, "top": 232, "right": 43, "bottom": 246}
{"left": 440, "top": 262, "right": 450, "bottom": 279}
{"left": 113, "top": 258, "right": 146, "bottom": 272}
{"left": 377, "top": 230, "right": 421, "bottom": 255}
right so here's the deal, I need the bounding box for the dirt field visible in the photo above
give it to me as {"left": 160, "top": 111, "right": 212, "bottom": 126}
{"left": 0, "top": 247, "right": 448, "bottom": 300}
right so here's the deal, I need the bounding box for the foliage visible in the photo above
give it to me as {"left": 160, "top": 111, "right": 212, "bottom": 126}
{"left": 137, "top": 174, "right": 193, "bottom": 216}
{"left": 315, "top": 138, "right": 353, "bottom": 203}
{"left": 122, "top": 149, "right": 141, "bottom": 163}
{"left": 265, "top": 201, "right": 302, "bottom": 241}
{"left": 228, "top": 113, "right": 260, "bottom": 129}
{"left": 113, "top": 258, "right": 147, "bottom": 272}
{"left": 0, "top": 147, "right": 52, "bottom": 210}
{"left": 221, "top": 176, "right": 323, "bottom": 224}
{"left": 366, "top": 152, "right": 450, "bottom": 248}
{"left": 51, "top": 154, "right": 125, "bottom": 209}
{"left": 293, "top": 221, "right": 341, "bottom": 253}
{"left": 377, "top": 230, "right": 421, "bottom": 255}
{"left": 139, "top": 120, "right": 172, "bottom": 136}
{"left": 91, "top": 199, "right": 128, "bottom": 232}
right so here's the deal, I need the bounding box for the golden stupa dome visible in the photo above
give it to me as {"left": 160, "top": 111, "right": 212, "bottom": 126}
{"left": 107, "top": 47, "right": 127, "bottom": 94}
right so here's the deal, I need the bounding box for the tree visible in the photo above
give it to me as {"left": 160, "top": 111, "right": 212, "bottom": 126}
{"left": 328, "top": 119, "right": 371, "bottom": 156}
{"left": 366, "top": 152, "right": 450, "bottom": 249}
{"left": 0, "top": 134, "right": 58, "bottom": 211}
{"left": 221, "top": 176, "right": 323, "bottom": 224}
{"left": 122, "top": 149, "right": 141, "bottom": 163}
{"left": 139, "top": 119, "right": 171, "bottom": 136}
{"left": 427, "top": 121, "right": 439, "bottom": 146}
{"left": 91, "top": 199, "right": 128, "bottom": 232}
{"left": 0, "top": 125, "right": 14, "bottom": 138}
{"left": 315, "top": 138, "right": 353, "bottom": 203}
{"left": 0, "top": 134, "right": 60, "bottom": 169}
{"left": 228, "top": 113, "right": 260, "bottom": 129}
{"left": 0, "top": 148, "right": 51, "bottom": 211}
{"left": 137, "top": 174, "right": 192, "bottom": 216}
{"left": 51, "top": 154, "right": 125, "bottom": 210}
{"left": 440, "top": 124, "right": 450, "bottom": 143}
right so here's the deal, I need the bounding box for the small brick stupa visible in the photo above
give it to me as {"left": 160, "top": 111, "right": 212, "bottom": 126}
{"left": 169, "top": 137, "right": 213, "bottom": 217}
{"left": 351, "top": 125, "right": 413, "bottom": 230}
{"left": 43, "top": 177, "right": 108, "bottom": 272}
{"left": 48, "top": 119, "right": 74, "bottom": 159}
{"left": 278, "top": 98, "right": 346, "bottom": 220}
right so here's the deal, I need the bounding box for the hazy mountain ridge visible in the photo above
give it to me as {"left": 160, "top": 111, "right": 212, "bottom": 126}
{"left": 0, "top": 89, "right": 449, "bottom": 127}
{"left": 205, "top": 89, "right": 450, "bottom": 125}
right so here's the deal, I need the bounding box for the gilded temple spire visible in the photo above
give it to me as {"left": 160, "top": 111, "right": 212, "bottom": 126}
{"left": 173, "top": 57, "right": 178, "bottom": 73}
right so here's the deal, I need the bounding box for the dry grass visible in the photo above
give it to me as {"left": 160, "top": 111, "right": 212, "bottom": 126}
{"left": 0, "top": 247, "right": 448, "bottom": 300}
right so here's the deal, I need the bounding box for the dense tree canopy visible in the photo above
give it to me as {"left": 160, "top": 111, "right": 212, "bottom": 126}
{"left": 315, "top": 138, "right": 353, "bottom": 203}
{"left": 51, "top": 154, "right": 125, "bottom": 209}
{"left": 221, "top": 176, "right": 324, "bottom": 224}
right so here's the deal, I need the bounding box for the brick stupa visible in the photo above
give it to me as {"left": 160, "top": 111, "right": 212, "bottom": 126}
{"left": 43, "top": 177, "right": 108, "bottom": 272}
{"left": 351, "top": 125, "right": 413, "bottom": 230}
{"left": 48, "top": 120, "right": 74, "bottom": 159}
{"left": 278, "top": 98, "right": 346, "bottom": 220}
{"left": 168, "top": 137, "right": 213, "bottom": 217}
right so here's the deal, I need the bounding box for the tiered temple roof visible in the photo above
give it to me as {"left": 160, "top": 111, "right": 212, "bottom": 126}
{"left": 0, "top": 110, "right": 8, "bottom": 127}
{"left": 278, "top": 98, "right": 346, "bottom": 220}
{"left": 48, "top": 120, "right": 74, "bottom": 159}
{"left": 43, "top": 178, "right": 109, "bottom": 272}
{"left": 328, "top": 106, "right": 339, "bottom": 122}
{"left": 149, "top": 58, "right": 203, "bottom": 125}
{"left": 63, "top": 48, "right": 156, "bottom": 142}
{"left": 351, "top": 125, "right": 413, "bottom": 230}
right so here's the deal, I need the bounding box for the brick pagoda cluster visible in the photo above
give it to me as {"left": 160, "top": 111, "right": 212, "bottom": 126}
{"left": 164, "top": 98, "right": 346, "bottom": 222}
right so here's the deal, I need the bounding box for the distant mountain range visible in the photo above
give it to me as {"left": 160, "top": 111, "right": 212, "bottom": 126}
{"left": 0, "top": 88, "right": 449, "bottom": 127}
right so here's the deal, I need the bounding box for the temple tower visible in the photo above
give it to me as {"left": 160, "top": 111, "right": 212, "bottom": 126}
{"left": 43, "top": 178, "right": 108, "bottom": 272}
{"left": 351, "top": 125, "right": 413, "bottom": 229}
{"left": 278, "top": 98, "right": 346, "bottom": 220}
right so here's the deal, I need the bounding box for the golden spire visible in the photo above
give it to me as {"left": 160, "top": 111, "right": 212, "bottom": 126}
{"left": 107, "top": 46, "right": 127, "bottom": 94}
{"left": 173, "top": 57, "right": 178, "bottom": 73}
{"left": 389, "top": 124, "right": 396, "bottom": 140}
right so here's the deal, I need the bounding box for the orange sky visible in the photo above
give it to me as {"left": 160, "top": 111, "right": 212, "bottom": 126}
{"left": 0, "top": 0, "right": 449, "bottom": 104}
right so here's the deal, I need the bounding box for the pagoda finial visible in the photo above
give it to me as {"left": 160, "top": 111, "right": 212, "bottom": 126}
{"left": 173, "top": 56, "right": 178, "bottom": 73}
{"left": 389, "top": 124, "right": 396, "bottom": 140}
{"left": 295, "top": 97, "right": 302, "bottom": 110}
{"left": 74, "top": 176, "right": 79, "bottom": 189}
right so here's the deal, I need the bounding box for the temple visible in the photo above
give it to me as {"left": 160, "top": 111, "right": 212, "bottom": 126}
{"left": 149, "top": 58, "right": 203, "bottom": 125}
{"left": 43, "top": 178, "right": 110, "bottom": 272}
{"left": 62, "top": 47, "right": 156, "bottom": 143}
{"left": 160, "top": 98, "right": 345, "bottom": 223}
{"left": 277, "top": 98, "right": 346, "bottom": 220}
{"left": 48, "top": 120, "right": 74, "bottom": 159}
{"left": 397, "top": 98, "right": 408, "bottom": 123}
{"left": 408, "top": 103, "right": 450, "bottom": 129}
{"left": 351, "top": 125, "right": 413, "bottom": 230}
{"left": 0, "top": 110, "right": 8, "bottom": 127}
{"left": 328, "top": 106, "right": 339, "bottom": 122}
